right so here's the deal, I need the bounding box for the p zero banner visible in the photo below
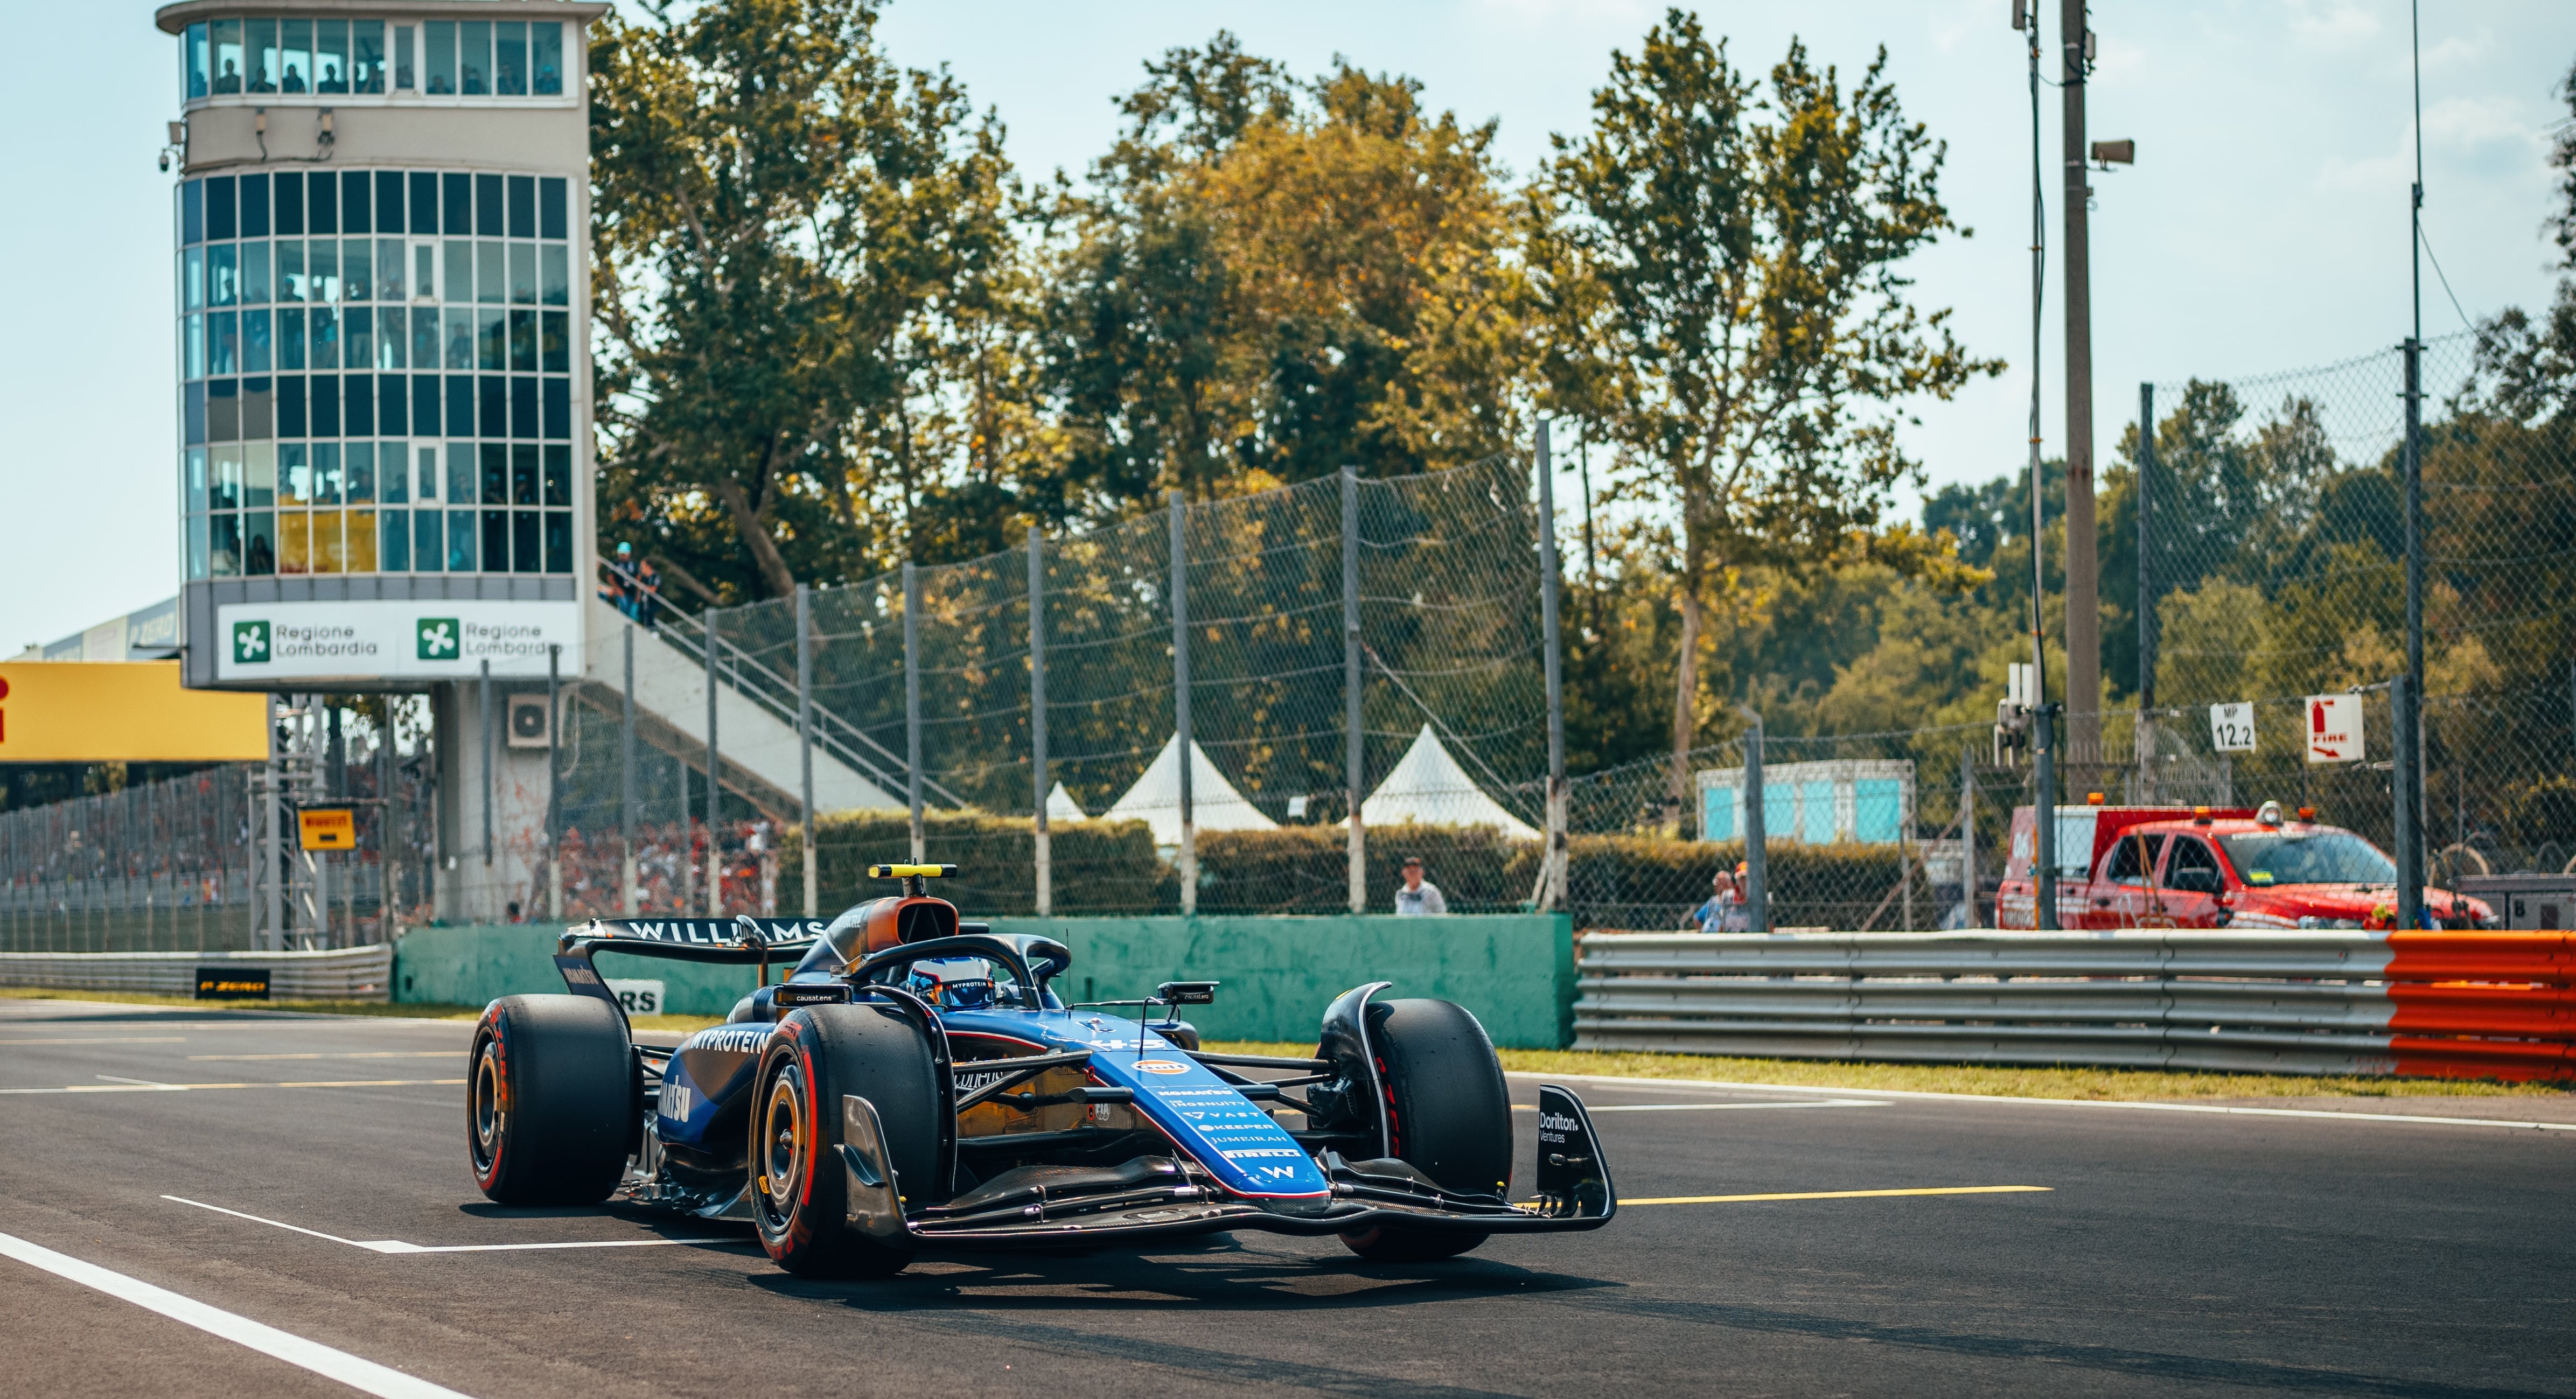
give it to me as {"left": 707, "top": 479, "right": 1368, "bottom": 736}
{"left": 213, "top": 601, "right": 581, "bottom": 683}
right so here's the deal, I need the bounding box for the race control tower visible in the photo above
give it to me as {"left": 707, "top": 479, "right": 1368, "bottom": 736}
{"left": 159, "top": 2, "right": 609, "bottom": 921}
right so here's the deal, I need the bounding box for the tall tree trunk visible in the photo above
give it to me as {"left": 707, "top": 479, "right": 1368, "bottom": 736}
{"left": 711, "top": 475, "right": 797, "bottom": 599}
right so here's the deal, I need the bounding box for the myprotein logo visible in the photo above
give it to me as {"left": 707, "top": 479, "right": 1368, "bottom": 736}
{"left": 417, "top": 618, "right": 460, "bottom": 661}
{"left": 231, "top": 620, "right": 270, "bottom": 664}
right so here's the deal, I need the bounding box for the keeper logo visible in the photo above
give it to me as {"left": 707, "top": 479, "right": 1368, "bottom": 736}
{"left": 417, "top": 618, "right": 460, "bottom": 660}
{"left": 231, "top": 620, "right": 270, "bottom": 664}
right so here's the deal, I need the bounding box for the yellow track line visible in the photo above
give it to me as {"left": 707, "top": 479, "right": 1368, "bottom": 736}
{"left": 1617, "top": 1185, "right": 2053, "bottom": 1206}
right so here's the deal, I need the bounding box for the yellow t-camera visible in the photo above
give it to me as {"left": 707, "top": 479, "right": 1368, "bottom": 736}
{"left": 868, "top": 863, "right": 957, "bottom": 879}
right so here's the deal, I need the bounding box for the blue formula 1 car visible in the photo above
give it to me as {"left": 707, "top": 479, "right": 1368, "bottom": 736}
{"left": 467, "top": 865, "right": 1614, "bottom": 1276}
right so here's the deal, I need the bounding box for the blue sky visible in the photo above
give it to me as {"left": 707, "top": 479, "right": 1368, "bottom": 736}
{"left": 6, "top": 1, "right": 2573, "bottom": 651}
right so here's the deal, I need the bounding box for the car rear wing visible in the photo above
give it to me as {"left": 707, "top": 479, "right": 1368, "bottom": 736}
{"left": 552, "top": 917, "right": 826, "bottom": 1018}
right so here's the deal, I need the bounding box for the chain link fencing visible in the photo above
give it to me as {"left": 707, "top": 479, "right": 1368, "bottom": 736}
{"left": 9, "top": 334, "right": 2571, "bottom": 941}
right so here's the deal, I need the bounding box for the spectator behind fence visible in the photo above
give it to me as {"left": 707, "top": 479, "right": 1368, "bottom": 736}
{"left": 632, "top": 556, "right": 663, "bottom": 629}
{"left": 602, "top": 541, "right": 636, "bottom": 616}
{"left": 1393, "top": 856, "right": 1447, "bottom": 915}
{"left": 1684, "top": 866, "right": 1751, "bottom": 932}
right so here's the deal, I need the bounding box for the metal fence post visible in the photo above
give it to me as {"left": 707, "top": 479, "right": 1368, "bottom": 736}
{"left": 903, "top": 562, "right": 925, "bottom": 864}
{"left": 479, "top": 663, "right": 494, "bottom": 922}
{"left": 1342, "top": 467, "right": 1364, "bottom": 914}
{"left": 621, "top": 622, "right": 637, "bottom": 917}
{"left": 2396, "top": 337, "right": 2425, "bottom": 928}
{"left": 705, "top": 605, "right": 723, "bottom": 917}
{"left": 1536, "top": 421, "right": 1569, "bottom": 913}
{"left": 1736, "top": 705, "right": 1768, "bottom": 934}
{"left": 1029, "top": 525, "right": 1051, "bottom": 919}
{"left": 1171, "top": 489, "right": 1196, "bottom": 918}
{"left": 2136, "top": 381, "right": 2157, "bottom": 802}
{"left": 1960, "top": 746, "right": 1979, "bottom": 928}
{"left": 797, "top": 583, "right": 816, "bottom": 918}
{"left": 546, "top": 643, "right": 562, "bottom": 921}
{"left": 2034, "top": 702, "right": 2058, "bottom": 931}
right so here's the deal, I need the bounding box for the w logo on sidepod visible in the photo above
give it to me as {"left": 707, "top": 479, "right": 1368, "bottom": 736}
{"left": 417, "top": 618, "right": 460, "bottom": 660}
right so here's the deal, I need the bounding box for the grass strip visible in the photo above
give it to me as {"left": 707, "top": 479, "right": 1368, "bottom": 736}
{"left": 1200, "top": 1039, "right": 2575, "bottom": 1101}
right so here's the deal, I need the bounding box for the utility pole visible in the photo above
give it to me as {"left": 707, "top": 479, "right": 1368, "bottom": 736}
{"left": 479, "top": 661, "right": 494, "bottom": 923}
{"left": 1735, "top": 705, "right": 1768, "bottom": 934}
{"left": 545, "top": 643, "right": 561, "bottom": 921}
{"left": 2060, "top": 0, "right": 2101, "bottom": 772}
{"left": 2017, "top": 2, "right": 2057, "bottom": 928}
{"left": 2395, "top": 0, "right": 2428, "bottom": 929}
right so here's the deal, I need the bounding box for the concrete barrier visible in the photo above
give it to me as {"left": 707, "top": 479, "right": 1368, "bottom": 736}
{"left": 0, "top": 945, "right": 393, "bottom": 1001}
{"left": 391, "top": 914, "right": 1575, "bottom": 1048}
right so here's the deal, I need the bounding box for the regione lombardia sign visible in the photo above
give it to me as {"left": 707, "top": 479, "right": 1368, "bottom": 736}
{"left": 215, "top": 601, "right": 581, "bottom": 682}
{"left": 2304, "top": 692, "right": 2363, "bottom": 765}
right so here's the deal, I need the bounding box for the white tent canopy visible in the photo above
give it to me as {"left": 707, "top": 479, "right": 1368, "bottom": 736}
{"left": 1358, "top": 724, "right": 1542, "bottom": 842}
{"left": 1045, "top": 781, "right": 1089, "bottom": 824}
{"left": 1100, "top": 735, "right": 1279, "bottom": 844}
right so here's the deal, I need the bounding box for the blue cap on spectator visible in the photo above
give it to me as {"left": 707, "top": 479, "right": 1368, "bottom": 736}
{"left": 617, "top": 542, "right": 632, "bottom": 557}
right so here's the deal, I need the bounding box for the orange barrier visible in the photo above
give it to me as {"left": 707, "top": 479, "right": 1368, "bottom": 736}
{"left": 2381, "top": 933, "right": 2574, "bottom": 1082}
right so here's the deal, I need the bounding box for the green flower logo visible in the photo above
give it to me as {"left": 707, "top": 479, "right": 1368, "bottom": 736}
{"left": 231, "top": 620, "right": 270, "bottom": 664}
{"left": 417, "top": 618, "right": 460, "bottom": 660}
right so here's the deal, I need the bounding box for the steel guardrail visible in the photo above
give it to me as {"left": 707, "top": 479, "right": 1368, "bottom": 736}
{"left": 0, "top": 945, "right": 394, "bottom": 1002}
{"left": 1574, "top": 931, "right": 2575, "bottom": 1080}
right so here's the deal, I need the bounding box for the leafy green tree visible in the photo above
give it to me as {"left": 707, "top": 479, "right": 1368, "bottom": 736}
{"left": 1041, "top": 34, "right": 1530, "bottom": 507}
{"left": 590, "top": 0, "right": 1016, "bottom": 599}
{"left": 1526, "top": 12, "right": 1996, "bottom": 830}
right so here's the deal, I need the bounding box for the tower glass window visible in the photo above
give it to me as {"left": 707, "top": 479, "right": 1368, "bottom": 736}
{"left": 178, "top": 167, "right": 574, "bottom": 577}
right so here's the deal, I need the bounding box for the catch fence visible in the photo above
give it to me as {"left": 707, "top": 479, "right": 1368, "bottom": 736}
{"left": 7, "top": 333, "right": 2574, "bottom": 942}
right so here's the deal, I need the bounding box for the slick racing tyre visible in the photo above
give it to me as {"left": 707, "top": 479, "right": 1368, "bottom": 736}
{"left": 1341, "top": 997, "right": 1513, "bottom": 1263}
{"left": 749, "top": 1002, "right": 943, "bottom": 1277}
{"left": 469, "top": 994, "right": 635, "bottom": 1206}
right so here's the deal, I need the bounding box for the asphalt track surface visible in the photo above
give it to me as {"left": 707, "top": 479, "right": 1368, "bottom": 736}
{"left": 3, "top": 999, "right": 2572, "bottom": 1398}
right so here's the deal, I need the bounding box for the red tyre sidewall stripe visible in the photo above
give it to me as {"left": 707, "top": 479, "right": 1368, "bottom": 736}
{"left": 474, "top": 1007, "right": 508, "bottom": 1191}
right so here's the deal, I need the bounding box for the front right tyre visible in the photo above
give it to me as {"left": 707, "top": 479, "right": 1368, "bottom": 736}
{"left": 748, "top": 1002, "right": 943, "bottom": 1277}
{"left": 1338, "top": 997, "right": 1513, "bottom": 1263}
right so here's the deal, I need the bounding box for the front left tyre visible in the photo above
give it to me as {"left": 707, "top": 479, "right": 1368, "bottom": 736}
{"left": 749, "top": 1002, "right": 944, "bottom": 1277}
{"left": 468, "top": 994, "right": 634, "bottom": 1205}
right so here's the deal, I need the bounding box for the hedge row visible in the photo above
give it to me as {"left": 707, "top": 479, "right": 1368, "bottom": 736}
{"left": 786, "top": 814, "right": 1924, "bottom": 927}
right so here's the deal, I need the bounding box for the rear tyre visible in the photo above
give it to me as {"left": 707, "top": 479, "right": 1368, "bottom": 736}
{"left": 468, "top": 995, "right": 634, "bottom": 1206}
{"left": 1339, "top": 997, "right": 1512, "bottom": 1263}
{"left": 750, "top": 1003, "right": 943, "bottom": 1277}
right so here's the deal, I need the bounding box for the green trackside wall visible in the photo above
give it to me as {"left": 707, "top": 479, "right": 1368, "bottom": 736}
{"left": 392, "top": 914, "right": 1575, "bottom": 1049}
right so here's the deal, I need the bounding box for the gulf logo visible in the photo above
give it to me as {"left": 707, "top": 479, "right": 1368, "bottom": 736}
{"left": 1133, "top": 1059, "right": 1190, "bottom": 1075}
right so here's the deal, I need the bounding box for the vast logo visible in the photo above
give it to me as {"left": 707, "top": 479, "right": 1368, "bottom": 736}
{"left": 230, "top": 620, "right": 270, "bottom": 664}
{"left": 416, "top": 617, "right": 460, "bottom": 660}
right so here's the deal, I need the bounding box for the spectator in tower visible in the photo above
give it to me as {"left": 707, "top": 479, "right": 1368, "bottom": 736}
{"left": 1393, "top": 857, "right": 1448, "bottom": 915}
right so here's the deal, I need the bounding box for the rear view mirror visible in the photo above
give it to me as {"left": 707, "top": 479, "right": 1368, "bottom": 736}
{"left": 1157, "top": 981, "right": 1218, "bottom": 1006}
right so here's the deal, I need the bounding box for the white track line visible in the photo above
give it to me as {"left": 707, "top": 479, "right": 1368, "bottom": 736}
{"left": 0, "top": 1228, "right": 473, "bottom": 1398}
{"left": 1512, "top": 1071, "right": 2576, "bottom": 1132}
{"left": 164, "top": 1196, "right": 730, "bottom": 1255}
{"left": 1511, "top": 1100, "right": 1887, "bottom": 1113}
{"left": 0, "top": 1036, "right": 188, "bottom": 1046}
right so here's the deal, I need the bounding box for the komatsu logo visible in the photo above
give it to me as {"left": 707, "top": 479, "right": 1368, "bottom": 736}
{"left": 658, "top": 1080, "right": 695, "bottom": 1121}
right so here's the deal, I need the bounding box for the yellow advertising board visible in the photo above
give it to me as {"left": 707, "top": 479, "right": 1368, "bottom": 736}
{"left": 0, "top": 662, "right": 269, "bottom": 763}
{"left": 298, "top": 808, "right": 355, "bottom": 850}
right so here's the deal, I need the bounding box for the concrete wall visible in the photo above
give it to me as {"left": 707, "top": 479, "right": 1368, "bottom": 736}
{"left": 392, "top": 914, "right": 1574, "bottom": 1048}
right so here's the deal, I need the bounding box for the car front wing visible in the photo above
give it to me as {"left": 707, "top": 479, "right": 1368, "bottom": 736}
{"left": 834, "top": 1083, "right": 1616, "bottom": 1248}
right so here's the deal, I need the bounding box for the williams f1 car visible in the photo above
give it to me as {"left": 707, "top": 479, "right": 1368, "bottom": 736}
{"left": 467, "top": 864, "right": 1614, "bottom": 1276}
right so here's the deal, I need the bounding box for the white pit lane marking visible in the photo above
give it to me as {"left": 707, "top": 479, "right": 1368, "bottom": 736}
{"left": 163, "top": 1197, "right": 733, "bottom": 1255}
{"left": 0, "top": 1227, "right": 473, "bottom": 1398}
{"left": 186, "top": 1051, "right": 459, "bottom": 1062}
